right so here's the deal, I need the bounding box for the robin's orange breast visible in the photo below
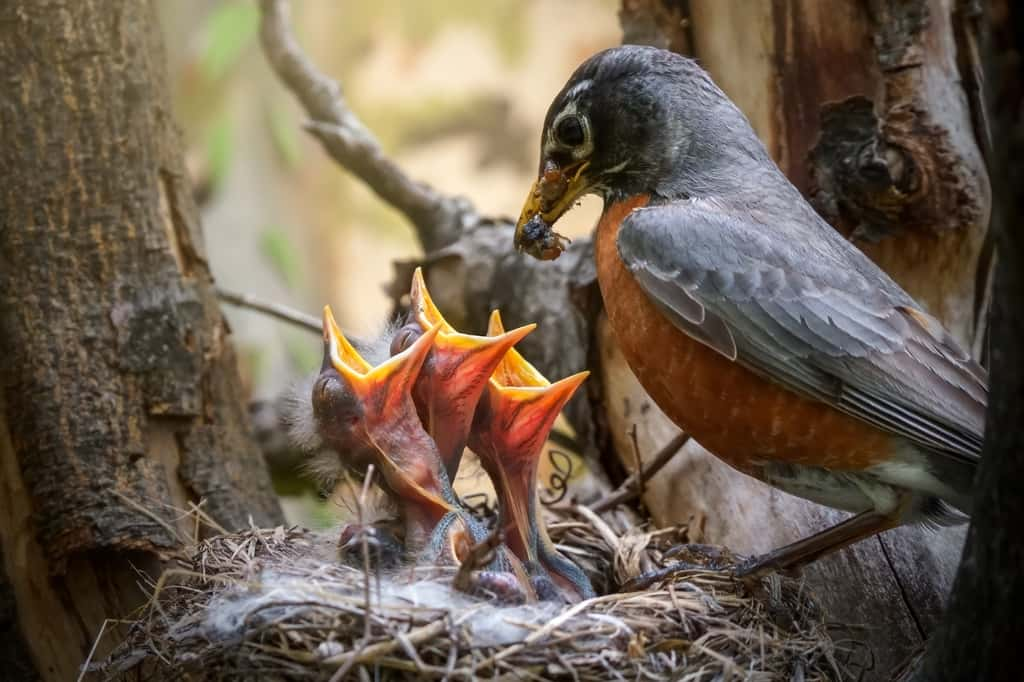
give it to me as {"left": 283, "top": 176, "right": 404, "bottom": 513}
{"left": 595, "top": 195, "right": 900, "bottom": 475}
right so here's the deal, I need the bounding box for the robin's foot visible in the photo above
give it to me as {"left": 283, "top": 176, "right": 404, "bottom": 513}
{"left": 663, "top": 543, "right": 736, "bottom": 568}
{"left": 619, "top": 544, "right": 742, "bottom": 592}
{"left": 732, "top": 554, "right": 799, "bottom": 581}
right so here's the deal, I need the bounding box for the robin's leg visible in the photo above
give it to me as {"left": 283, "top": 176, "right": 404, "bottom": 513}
{"left": 732, "top": 508, "right": 901, "bottom": 579}
{"left": 621, "top": 509, "right": 901, "bottom": 591}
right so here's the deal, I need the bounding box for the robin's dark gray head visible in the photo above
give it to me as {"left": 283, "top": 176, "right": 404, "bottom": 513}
{"left": 514, "top": 45, "right": 772, "bottom": 256}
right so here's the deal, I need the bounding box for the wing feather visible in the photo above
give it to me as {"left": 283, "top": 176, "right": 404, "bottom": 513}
{"left": 617, "top": 201, "right": 987, "bottom": 464}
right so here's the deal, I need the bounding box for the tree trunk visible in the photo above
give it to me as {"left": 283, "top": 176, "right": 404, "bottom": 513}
{"left": 614, "top": 1, "right": 990, "bottom": 676}
{"left": 914, "top": 3, "right": 1023, "bottom": 678}
{"left": 0, "top": 2, "right": 282, "bottom": 678}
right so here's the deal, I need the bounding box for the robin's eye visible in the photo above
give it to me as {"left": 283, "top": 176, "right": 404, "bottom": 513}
{"left": 554, "top": 116, "right": 585, "bottom": 147}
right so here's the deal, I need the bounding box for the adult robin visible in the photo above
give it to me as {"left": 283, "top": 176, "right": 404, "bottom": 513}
{"left": 395, "top": 273, "right": 595, "bottom": 601}
{"left": 513, "top": 45, "right": 987, "bottom": 579}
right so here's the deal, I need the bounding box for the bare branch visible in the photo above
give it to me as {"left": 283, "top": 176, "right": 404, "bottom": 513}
{"left": 258, "top": 0, "right": 480, "bottom": 252}
{"left": 589, "top": 432, "right": 689, "bottom": 514}
{"left": 217, "top": 287, "right": 320, "bottom": 333}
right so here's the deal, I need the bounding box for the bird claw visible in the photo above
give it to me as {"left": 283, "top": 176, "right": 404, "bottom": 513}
{"left": 619, "top": 544, "right": 741, "bottom": 592}
{"left": 663, "top": 543, "right": 735, "bottom": 567}
{"left": 620, "top": 544, "right": 801, "bottom": 593}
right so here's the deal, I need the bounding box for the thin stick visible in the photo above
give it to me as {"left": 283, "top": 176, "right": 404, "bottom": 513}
{"left": 78, "top": 618, "right": 116, "bottom": 682}
{"left": 589, "top": 432, "right": 690, "bottom": 513}
{"left": 216, "top": 287, "right": 320, "bottom": 334}
{"left": 323, "top": 620, "right": 449, "bottom": 667}
{"left": 628, "top": 424, "right": 644, "bottom": 500}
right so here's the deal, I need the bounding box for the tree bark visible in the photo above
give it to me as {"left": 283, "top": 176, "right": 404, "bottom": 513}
{"left": 0, "top": 2, "right": 282, "bottom": 678}
{"left": 616, "top": 1, "right": 990, "bottom": 677}
{"left": 914, "top": 2, "right": 1023, "bottom": 678}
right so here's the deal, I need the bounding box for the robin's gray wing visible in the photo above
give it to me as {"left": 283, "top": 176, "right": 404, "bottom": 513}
{"left": 617, "top": 200, "right": 987, "bottom": 464}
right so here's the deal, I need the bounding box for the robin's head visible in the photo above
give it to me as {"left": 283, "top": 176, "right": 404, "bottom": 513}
{"left": 515, "top": 45, "right": 769, "bottom": 258}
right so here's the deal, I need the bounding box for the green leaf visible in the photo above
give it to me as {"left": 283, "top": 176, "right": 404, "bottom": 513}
{"left": 201, "top": 1, "right": 260, "bottom": 82}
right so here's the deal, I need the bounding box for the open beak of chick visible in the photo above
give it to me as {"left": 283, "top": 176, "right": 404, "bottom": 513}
{"left": 318, "top": 305, "right": 457, "bottom": 544}
{"left": 393, "top": 268, "right": 536, "bottom": 482}
{"left": 469, "top": 310, "right": 594, "bottom": 601}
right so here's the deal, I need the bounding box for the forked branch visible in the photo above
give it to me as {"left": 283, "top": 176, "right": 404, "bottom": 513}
{"left": 258, "top": 0, "right": 480, "bottom": 252}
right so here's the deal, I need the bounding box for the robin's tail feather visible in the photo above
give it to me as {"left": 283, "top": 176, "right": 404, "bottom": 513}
{"left": 920, "top": 446, "right": 977, "bottom": 516}
{"left": 918, "top": 497, "right": 969, "bottom": 529}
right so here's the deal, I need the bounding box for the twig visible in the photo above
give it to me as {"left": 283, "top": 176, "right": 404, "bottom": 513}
{"left": 217, "top": 287, "right": 320, "bottom": 333}
{"left": 628, "top": 425, "right": 644, "bottom": 500}
{"left": 258, "top": 0, "right": 476, "bottom": 252}
{"left": 110, "top": 489, "right": 184, "bottom": 544}
{"left": 323, "top": 620, "right": 449, "bottom": 667}
{"left": 588, "top": 432, "right": 690, "bottom": 513}
{"left": 79, "top": 618, "right": 117, "bottom": 682}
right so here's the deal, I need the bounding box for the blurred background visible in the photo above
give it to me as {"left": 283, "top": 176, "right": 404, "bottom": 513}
{"left": 158, "top": 0, "right": 620, "bottom": 526}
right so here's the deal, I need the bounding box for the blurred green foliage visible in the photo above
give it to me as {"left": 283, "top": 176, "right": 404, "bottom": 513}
{"left": 260, "top": 226, "right": 304, "bottom": 289}
{"left": 266, "top": 103, "right": 303, "bottom": 169}
{"left": 205, "top": 113, "right": 235, "bottom": 192}
{"left": 338, "top": 0, "right": 527, "bottom": 65}
{"left": 201, "top": 1, "right": 260, "bottom": 82}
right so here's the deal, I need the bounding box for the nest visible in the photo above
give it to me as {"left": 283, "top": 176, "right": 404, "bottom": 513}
{"left": 97, "top": 503, "right": 863, "bottom": 681}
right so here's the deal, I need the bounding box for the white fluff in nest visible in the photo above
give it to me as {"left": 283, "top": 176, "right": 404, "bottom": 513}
{"left": 201, "top": 563, "right": 576, "bottom": 649}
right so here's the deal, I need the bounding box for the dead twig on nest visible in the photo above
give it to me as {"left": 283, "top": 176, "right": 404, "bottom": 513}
{"left": 589, "top": 432, "right": 690, "bottom": 513}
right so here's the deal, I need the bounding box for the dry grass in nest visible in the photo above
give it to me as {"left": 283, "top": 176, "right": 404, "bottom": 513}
{"left": 96, "top": 503, "right": 863, "bottom": 681}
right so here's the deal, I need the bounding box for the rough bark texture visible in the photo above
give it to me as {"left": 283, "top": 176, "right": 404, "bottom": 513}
{"left": 0, "top": 1, "right": 282, "bottom": 677}
{"left": 619, "top": 0, "right": 692, "bottom": 55}
{"left": 914, "top": 3, "right": 1023, "bottom": 678}
{"left": 616, "top": 1, "right": 990, "bottom": 677}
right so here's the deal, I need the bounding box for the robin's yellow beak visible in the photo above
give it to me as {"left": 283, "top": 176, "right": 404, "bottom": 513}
{"left": 514, "top": 159, "right": 590, "bottom": 260}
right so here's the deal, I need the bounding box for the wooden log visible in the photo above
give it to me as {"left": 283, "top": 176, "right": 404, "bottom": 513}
{"left": 0, "top": 1, "right": 282, "bottom": 676}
